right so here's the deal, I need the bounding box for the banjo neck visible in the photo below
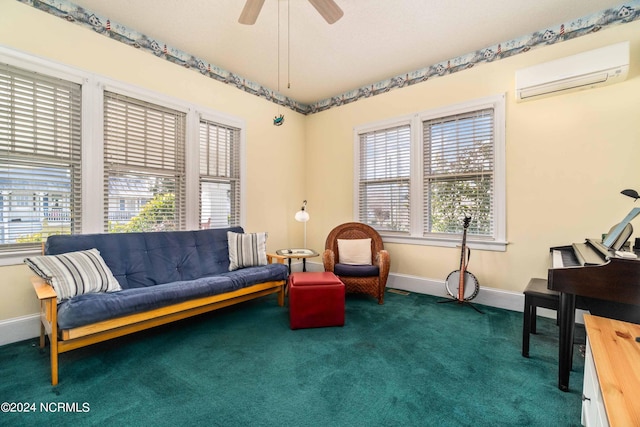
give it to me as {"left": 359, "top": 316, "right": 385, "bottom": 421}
{"left": 457, "top": 216, "right": 471, "bottom": 302}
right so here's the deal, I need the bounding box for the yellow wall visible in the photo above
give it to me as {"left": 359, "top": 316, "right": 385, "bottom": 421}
{"left": 1, "top": 0, "right": 640, "bottom": 323}
{"left": 305, "top": 21, "right": 640, "bottom": 294}
{"left": 0, "top": 1, "right": 307, "bottom": 320}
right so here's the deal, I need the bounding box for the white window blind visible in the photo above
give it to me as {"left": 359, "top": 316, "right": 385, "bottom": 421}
{"left": 357, "top": 124, "right": 411, "bottom": 233}
{"left": 103, "top": 91, "right": 186, "bottom": 232}
{"left": 0, "top": 63, "right": 82, "bottom": 253}
{"left": 199, "top": 118, "right": 241, "bottom": 228}
{"left": 423, "top": 108, "right": 494, "bottom": 237}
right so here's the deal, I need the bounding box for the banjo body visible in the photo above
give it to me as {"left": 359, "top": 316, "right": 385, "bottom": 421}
{"left": 445, "top": 270, "right": 479, "bottom": 301}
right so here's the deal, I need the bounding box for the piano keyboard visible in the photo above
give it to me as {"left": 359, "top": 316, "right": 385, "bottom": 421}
{"left": 552, "top": 249, "right": 580, "bottom": 268}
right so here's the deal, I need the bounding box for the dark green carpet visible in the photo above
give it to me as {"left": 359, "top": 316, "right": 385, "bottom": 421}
{"left": 0, "top": 291, "right": 584, "bottom": 426}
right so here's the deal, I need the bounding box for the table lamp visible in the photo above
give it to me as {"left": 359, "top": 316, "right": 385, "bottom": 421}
{"left": 294, "top": 200, "right": 310, "bottom": 248}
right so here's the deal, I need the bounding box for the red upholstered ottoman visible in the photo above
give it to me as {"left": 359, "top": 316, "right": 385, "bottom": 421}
{"left": 289, "top": 272, "right": 345, "bottom": 330}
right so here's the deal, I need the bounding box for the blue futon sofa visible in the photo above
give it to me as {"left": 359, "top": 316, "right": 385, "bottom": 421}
{"left": 30, "top": 227, "right": 288, "bottom": 385}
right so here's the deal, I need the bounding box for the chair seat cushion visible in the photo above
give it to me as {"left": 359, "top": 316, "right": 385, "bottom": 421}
{"left": 334, "top": 263, "right": 379, "bottom": 277}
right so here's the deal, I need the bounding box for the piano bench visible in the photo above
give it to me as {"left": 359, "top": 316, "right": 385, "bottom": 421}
{"left": 522, "top": 278, "right": 559, "bottom": 358}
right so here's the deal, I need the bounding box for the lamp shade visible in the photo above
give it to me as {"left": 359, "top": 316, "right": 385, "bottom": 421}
{"left": 295, "top": 210, "right": 310, "bottom": 222}
{"left": 295, "top": 200, "right": 309, "bottom": 222}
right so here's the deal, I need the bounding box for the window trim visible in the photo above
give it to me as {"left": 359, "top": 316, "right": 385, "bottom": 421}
{"left": 0, "top": 46, "right": 246, "bottom": 265}
{"left": 354, "top": 94, "right": 507, "bottom": 251}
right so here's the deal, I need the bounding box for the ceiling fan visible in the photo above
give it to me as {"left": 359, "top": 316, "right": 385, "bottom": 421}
{"left": 239, "top": 0, "right": 344, "bottom": 25}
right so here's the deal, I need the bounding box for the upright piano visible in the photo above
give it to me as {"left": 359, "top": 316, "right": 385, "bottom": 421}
{"left": 548, "top": 238, "right": 640, "bottom": 391}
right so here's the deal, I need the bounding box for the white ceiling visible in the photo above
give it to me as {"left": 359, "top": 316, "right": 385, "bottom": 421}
{"left": 69, "top": 0, "right": 627, "bottom": 105}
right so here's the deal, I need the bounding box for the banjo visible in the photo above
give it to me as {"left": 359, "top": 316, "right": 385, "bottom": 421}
{"left": 445, "top": 215, "right": 479, "bottom": 302}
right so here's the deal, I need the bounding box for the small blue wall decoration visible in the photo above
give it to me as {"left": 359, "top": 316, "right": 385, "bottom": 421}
{"left": 273, "top": 114, "right": 285, "bottom": 126}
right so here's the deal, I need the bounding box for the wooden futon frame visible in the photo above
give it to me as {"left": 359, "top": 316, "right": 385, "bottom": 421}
{"left": 33, "top": 258, "right": 285, "bottom": 386}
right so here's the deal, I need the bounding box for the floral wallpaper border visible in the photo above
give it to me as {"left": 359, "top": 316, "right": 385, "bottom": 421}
{"left": 16, "top": 0, "right": 640, "bottom": 115}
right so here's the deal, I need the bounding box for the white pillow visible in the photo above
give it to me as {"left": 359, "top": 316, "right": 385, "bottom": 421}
{"left": 337, "top": 238, "right": 372, "bottom": 265}
{"left": 228, "top": 231, "right": 268, "bottom": 271}
{"left": 24, "top": 248, "right": 121, "bottom": 300}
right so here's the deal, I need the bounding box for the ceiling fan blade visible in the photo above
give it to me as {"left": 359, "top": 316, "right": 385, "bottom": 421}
{"left": 238, "top": 0, "right": 266, "bottom": 25}
{"left": 308, "top": 0, "right": 344, "bottom": 24}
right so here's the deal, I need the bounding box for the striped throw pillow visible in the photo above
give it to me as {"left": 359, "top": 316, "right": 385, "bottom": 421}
{"left": 227, "top": 231, "right": 268, "bottom": 271}
{"left": 24, "top": 248, "right": 121, "bottom": 300}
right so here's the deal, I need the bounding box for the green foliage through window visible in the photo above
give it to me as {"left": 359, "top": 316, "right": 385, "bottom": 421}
{"left": 108, "top": 193, "right": 176, "bottom": 233}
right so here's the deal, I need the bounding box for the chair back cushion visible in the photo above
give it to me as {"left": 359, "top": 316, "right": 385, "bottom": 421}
{"left": 325, "top": 222, "right": 384, "bottom": 266}
{"left": 337, "top": 238, "right": 371, "bottom": 265}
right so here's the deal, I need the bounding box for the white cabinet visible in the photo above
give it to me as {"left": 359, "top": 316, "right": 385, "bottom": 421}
{"left": 581, "top": 337, "right": 609, "bottom": 427}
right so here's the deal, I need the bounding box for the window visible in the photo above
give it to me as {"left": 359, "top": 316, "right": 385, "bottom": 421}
{"left": 0, "top": 62, "right": 82, "bottom": 254}
{"left": 103, "top": 91, "right": 186, "bottom": 233}
{"left": 355, "top": 95, "right": 506, "bottom": 250}
{"left": 199, "top": 118, "right": 241, "bottom": 229}
{"left": 0, "top": 49, "right": 247, "bottom": 264}
{"left": 357, "top": 124, "right": 411, "bottom": 233}
{"left": 423, "top": 108, "right": 495, "bottom": 237}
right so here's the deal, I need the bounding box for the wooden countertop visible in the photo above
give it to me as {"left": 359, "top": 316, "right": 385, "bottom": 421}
{"left": 584, "top": 314, "right": 640, "bottom": 426}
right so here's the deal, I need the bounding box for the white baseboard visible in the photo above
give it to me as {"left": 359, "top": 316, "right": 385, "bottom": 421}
{"left": 303, "top": 260, "right": 528, "bottom": 312}
{"left": 385, "top": 271, "right": 526, "bottom": 312}
{"left": 384, "top": 270, "right": 587, "bottom": 323}
{"left": 305, "top": 260, "right": 578, "bottom": 321}
{"left": 0, "top": 313, "right": 40, "bottom": 346}
{"left": 298, "top": 262, "right": 524, "bottom": 310}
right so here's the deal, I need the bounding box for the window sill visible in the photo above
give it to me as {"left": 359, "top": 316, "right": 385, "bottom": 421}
{"left": 381, "top": 234, "right": 508, "bottom": 252}
{"left": 0, "top": 249, "right": 42, "bottom": 267}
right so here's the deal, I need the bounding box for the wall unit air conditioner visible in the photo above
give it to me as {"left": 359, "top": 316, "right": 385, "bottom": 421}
{"left": 515, "top": 41, "right": 629, "bottom": 102}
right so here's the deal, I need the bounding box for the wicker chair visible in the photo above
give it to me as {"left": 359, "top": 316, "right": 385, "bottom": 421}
{"left": 323, "top": 222, "right": 390, "bottom": 304}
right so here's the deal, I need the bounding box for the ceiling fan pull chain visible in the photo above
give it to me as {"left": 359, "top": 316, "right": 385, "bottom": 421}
{"left": 273, "top": 0, "right": 284, "bottom": 126}
{"left": 288, "top": 0, "right": 291, "bottom": 89}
